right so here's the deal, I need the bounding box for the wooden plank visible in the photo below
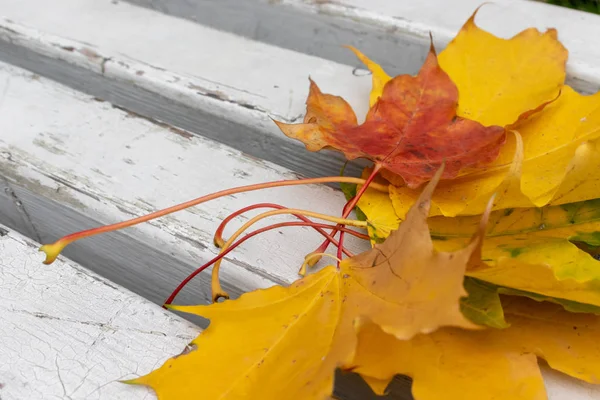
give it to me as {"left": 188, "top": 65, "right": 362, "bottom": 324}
{"left": 0, "top": 225, "right": 200, "bottom": 400}
{"left": 0, "top": 0, "right": 372, "bottom": 179}
{"left": 0, "top": 59, "right": 369, "bottom": 310}
{"left": 126, "top": 0, "right": 600, "bottom": 93}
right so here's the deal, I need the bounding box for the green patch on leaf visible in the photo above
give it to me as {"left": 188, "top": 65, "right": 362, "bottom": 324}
{"left": 571, "top": 231, "right": 600, "bottom": 246}
{"left": 339, "top": 163, "right": 367, "bottom": 222}
{"left": 498, "top": 286, "right": 600, "bottom": 315}
{"left": 460, "top": 278, "right": 509, "bottom": 329}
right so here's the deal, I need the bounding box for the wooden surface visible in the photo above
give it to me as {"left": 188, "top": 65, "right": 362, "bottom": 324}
{"left": 126, "top": 0, "right": 600, "bottom": 93}
{"left": 0, "top": 59, "right": 368, "bottom": 309}
{"left": 0, "top": 225, "right": 199, "bottom": 399}
{"left": 0, "top": 0, "right": 371, "bottom": 179}
{"left": 0, "top": 0, "right": 599, "bottom": 399}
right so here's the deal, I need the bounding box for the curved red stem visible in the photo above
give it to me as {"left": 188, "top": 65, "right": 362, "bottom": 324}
{"left": 311, "top": 164, "right": 382, "bottom": 265}
{"left": 214, "top": 202, "right": 369, "bottom": 247}
{"left": 164, "top": 221, "right": 366, "bottom": 307}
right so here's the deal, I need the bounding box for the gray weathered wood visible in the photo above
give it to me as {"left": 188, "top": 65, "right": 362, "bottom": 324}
{"left": 124, "top": 0, "right": 600, "bottom": 94}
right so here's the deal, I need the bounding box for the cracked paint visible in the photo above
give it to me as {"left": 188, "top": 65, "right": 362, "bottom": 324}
{"left": 0, "top": 227, "right": 200, "bottom": 400}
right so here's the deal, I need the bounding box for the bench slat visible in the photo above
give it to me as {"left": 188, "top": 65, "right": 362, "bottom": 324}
{"left": 0, "top": 59, "right": 369, "bottom": 308}
{"left": 0, "top": 225, "right": 199, "bottom": 399}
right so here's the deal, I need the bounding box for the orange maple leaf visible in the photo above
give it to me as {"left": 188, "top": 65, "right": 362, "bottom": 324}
{"left": 275, "top": 44, "right": 506, "bottom": 188}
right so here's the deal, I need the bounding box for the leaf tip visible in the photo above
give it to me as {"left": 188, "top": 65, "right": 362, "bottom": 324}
{"left": 466, "top": 3, "right": 488, "bottom": 28}
{"left": 307, "top": 77, "right": 321, "bottom": 94}
{"left": 272, "top": 118, "right": 294, "bottom": 135}
{"left": 119, "top": 378, "right": 141, "bottom": 385}
{"left": 427, "top": 32, "right": 436, "bottom": 55}
{"left": 418, "top": 163, "right": 445, "bottom": 203}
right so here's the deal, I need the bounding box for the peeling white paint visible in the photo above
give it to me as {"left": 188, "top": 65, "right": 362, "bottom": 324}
{"left": 0, "top": 60, "right": 369, "bottom": 294}
{"left": 290, "top": 0, "right": 600, "bottom": 93}
{"left": 0, "top": 226, "right": 200, "bottom": 400}
{"left": 0, "top": 0, "right": 373, "bottom": 139}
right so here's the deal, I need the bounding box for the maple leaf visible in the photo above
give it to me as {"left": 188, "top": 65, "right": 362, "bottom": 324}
{"left": 438, "top": 8, "right": 567, "bottom": 127}
{"left": 355, "top": 9, "right": 567, "bottom": 129}
{"left": 274, "top": 43, "right": 506, "bottom": 188}
{"left": 348, "top": 296, "right": 600, "bottom": 400}
{"left": 129, "top": 267, "right": 346, "bottom": 399}
{"left": 433, "top": 198, "right": 600, "bottom": 308}
{"left": 129, "top": 168, "right": 487, "bottom": 399}
{"left": 338, "top": 167, "right": 480, "bottom": 339}
{"left": 346, "top": 9, "right": 598, "bottom": 216}
{"left": 360, "top": 177, "right": 600, "bottom": 311}
{"left": 390, "top": 88, "right": 600, "bottom": 217}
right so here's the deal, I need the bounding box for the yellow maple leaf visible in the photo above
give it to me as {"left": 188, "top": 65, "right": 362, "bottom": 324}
{"left": 432, "top": 198, "right": 600, "bottom": 307}
{"left": 389, "top": 87, "right": 600, "bottom": 217}
{"left": 362, "top": 179, "right": 600, "bottom": 309}
{"left": 351, "top": 10, "right": 600, "bottom": 214}
{"left": 128, "top": 169, "right": 486, "bottom": 399}
{"left": 351, "top": 9, "right": 567, "bottom": 128}
{"left": 349, "top": 296, "right": 600, "bottom": 400}
{"left": 130, "top": 267, "right": 346, "bottom": 399}
{"left": 354, "top": 167, "right": 401, "bottom": 243}
{"left": 438, "top": 10, "right": 567, "bottom": 127}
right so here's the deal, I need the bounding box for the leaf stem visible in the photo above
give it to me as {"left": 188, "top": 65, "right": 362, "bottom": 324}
{"left": 214, "top": 202, "right": 369, "bottom": 247}
{"left": 299, "top": 253, "right": 342, "bottom": 276}
{"left": 211, "top": 208, "right": 367, "bottom": 301}
{"left": 307, "top": 163, "right": 383, "bottom": 267}
{"left": 39, "top": 175, "right": 387, "bottom": 264}
{"left": 163, "top": 221, "right": 360, "bottom": 306}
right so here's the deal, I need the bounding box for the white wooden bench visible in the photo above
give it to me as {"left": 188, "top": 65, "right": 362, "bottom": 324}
{"left": 1, "top": 0, "right": 600, "bottom": 399}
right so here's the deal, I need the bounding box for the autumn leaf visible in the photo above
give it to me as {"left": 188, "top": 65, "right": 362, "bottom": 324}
{"left": 275, "top": 44, "right": 506, "bottom": 188}
{"left": 348, "top": 10, "right": 600, "bottom": 216}
{"left": 353, "top": 167, "right": 400, "bottom": 244}
{"left": 349, "top": 9, "right": 567, "bottom": 128}
{"left": 433, "top": 198, "right": 600, "bottom": 307}
{"left": 351, "top": 323, "right": 545, "bottom": 400}
{"left": 388, "top": 87, "right": 600, "bottom": 218}
{"left": 349, "top": 297, "right": 600, "bottom": 400}
{"left": 339, "top": 167, "right": 480, "bottom": 339}
{"left": 129, "top": 267, "right": 348, "bottom": 399}
{"left": 438, "top": 8, "right": 567, "bottom": 127}
{"left": 362, "top": 177, "right": 600, "bottom": 309}
{"left": 460, "top": 277, "right": 509, "bottom": 329}
{"left": 130, "top": 168, "right": 488, "bottom": 399}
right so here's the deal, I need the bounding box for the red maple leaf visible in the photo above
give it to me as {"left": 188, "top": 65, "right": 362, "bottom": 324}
{"left": 275, "top": 45, "right": 506, "bottom": 188}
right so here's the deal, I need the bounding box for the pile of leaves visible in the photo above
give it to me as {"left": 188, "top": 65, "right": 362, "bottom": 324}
{"left": 40, "top": 8, "right": 600, "bottom": 400}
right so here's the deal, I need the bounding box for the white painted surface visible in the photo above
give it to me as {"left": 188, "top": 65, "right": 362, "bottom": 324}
{"left": 291, "top": 0, "right": 600, "bottom": 92}
{"left": 0, "top": 225, "right": 200, "bottom": 400}
{"left": 0, "top": 60, "right": 366, "bottom": 292}
{"left": 544, "top": 367, "right": 600, "bottom": 400}
{"left": 0, "top": 0, "right": 373, "bottom": 139}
